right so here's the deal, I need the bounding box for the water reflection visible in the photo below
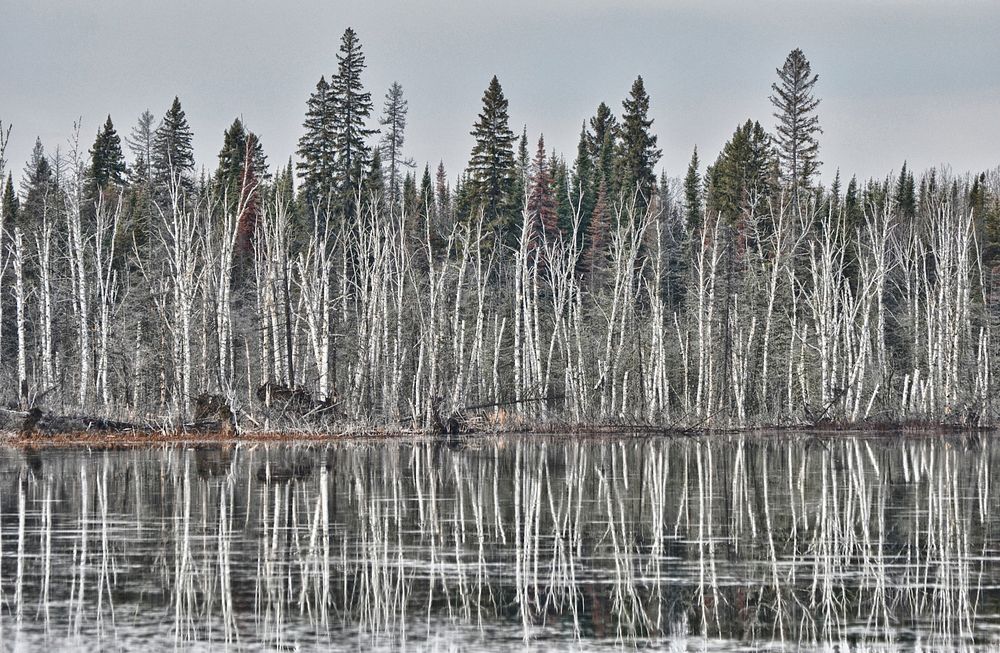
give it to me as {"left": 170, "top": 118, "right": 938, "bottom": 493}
{"left": 0, "top": 435, "right": 998, "bottom": 650}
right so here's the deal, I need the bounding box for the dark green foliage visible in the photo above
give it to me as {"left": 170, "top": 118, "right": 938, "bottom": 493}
{"left": 2, "top": 173, "right": 18, "bottom": 226}
{"left": 770, "top": 48, "right": 822, "bottom": 204}
{"left": 588, "top": 102, "right": 618, "bottom": 191}
{"left": 90, "top": 115, "right": 126, "bottom": 189}
{"left": 152, "top": 97, "right": 195, "bottom": 195}
{"left": 705, "top": 120, "right": 775, "bottom": 228}
{"left": 435, "top": 162, "right": 451, "bottom": 227}
{"left": 297, "top": 76, "right": 337, "bottom": 213}
{"left": 467, "top": 75, "right": 517, "bottom": 237}
{"left": 570, "top": 123, "right": 596, "bottom": 245}
{"left": 331, "top": 27, "right": 377, "bottom": 223}
{"left": 614, "top": 76, "right": 661, "bottom": 212}
{"left": 215, "top": 118, "right": 269, "bottom": 205}
{"left": 683, "top": 147, "right": 702, "bottom": 228}
{"left": 365, "top": 148, "right": 386, "bottom": 204}
{"left": 895, "top": 162, "right": 916, "bottom": 222}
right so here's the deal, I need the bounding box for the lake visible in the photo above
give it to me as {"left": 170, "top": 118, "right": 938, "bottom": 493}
{"left": 0, "top": 434, "right": 997, "bottom": 651}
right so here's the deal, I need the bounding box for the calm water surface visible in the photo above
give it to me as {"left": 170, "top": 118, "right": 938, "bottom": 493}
{"left": 0, "top": 434, "right": 998, "bottom": 651}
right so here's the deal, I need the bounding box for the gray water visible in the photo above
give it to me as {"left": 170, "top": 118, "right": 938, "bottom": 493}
{"left": 0, "top": 434, "right": 998, "bottom": 651}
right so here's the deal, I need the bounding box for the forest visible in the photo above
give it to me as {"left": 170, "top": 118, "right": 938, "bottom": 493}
{"left": 1, "top": 28, "right": 999, "bottom": 433}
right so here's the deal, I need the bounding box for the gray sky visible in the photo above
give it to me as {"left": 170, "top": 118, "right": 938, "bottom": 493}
{"left": 3, "top": 0, "right": 999, "bottom": 188}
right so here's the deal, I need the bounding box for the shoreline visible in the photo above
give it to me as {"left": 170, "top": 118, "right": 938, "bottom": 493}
{"left": 0, "top": 420, "right": 993, "bottom": 448}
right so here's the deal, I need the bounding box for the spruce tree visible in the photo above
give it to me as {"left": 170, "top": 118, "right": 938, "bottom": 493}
{"left": 571, "top": 123, "right": 596, "bottom": 241}
{"left": 770, "top": 48, "right": 822, "bottom": 206}
{"left": 527, "top": 135, "right": 558, "bottom": 245}
{"left": 379, "top": 81, "right": 414, "bottom": 210}
{"left": 511, "top": 127, "right": 529, "bottom": 210}
{"left": 614, "top": 76, "right": 661, "bottom": 211}
{"left": 683, "top": 147, "right": 702, "bottom": 227}
{"left": 583, "top": 177, "right": 610, "bottom": 280}
{"left": 467, "top": 75, "right": 517, "bottom": 236}
{"left": 297, "top": 76, "right": 337, "bottom": 213}
{"left": 215, "top": 118, "right": 268, "bottom": 203}
{"left": 90, "top": 115, "right": 126, "bottom": 189}
{"left": 21, "top": 139, "right": 58, "bottom": 229}
{"left": 2, "top": 173, "right": 19, "bottom": 227}
{"left": 894, "top": 162, "right": 916, "bottom": 221}
{"left": 705, "top": 120, "right": 775, "bottom": 227}
{"left": 152, "top": 96, "right": 195, "bottom": 195}
{"left": 588, "top": 102, "right": 618, "bottom": 189}
{"left": 331, "top": 27, "right": 377, "bottom": 222}
{"left": 433, "top": 161, "right": 452, "bottom": 246}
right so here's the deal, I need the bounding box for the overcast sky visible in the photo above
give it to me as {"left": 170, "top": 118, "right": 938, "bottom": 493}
{"left": 3, "top": 0, "right": 998, "bottom": 188}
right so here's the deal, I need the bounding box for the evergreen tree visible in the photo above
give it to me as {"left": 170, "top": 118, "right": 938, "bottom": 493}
{"left": 511, "top": 126, "right": 529, "bottom": 211}
{"left": 297, "top": 76, "right": 337, "bottom": 213}
{"left": 770, "top": 48, "right": 822, "bottom": 205}
{"left": 90, "top": 115, "right": 126, "bottom": 189}
{"left": 402, "top": 172, "right": 419, "bottom": 221}
{"left": 215, "top": 118, "right": 269, "bottom": 203}
{"left": 583, "top": 177, "right": 610, "bottom": 279}
{"left": 588, "top": 102, "right": 618, "bottom": 189}
{"left": 126, "top": 110, "right": 156, "bottom": 184}
{"left": 435, "top": 161, "right": 451, "bottom": 225}
{"left": 894, "top": 161, "right": 916, "bottom": 221}
{"left": 419, "top": 164, "right": 434, "bottom": 225}
{"left": 152, "top": 96, "right": 195, "bottom": 195}
{"left": 526, "top": 135, "right": 558, "bottom": 245}
{"left": 20, "top": 138, "right": 59, "bottom": 229}
{"left": 365, "top": 149, "right": 386, "bottom": 204}
{"left": 614, "top": 76, "right": 661, "bottom": 211}
{"left": 571, "top": 123, "right": 596, "bottom": 242}
{"left": 2, "top": 173, "right": 19, "bottom": 227}
{"left": 379, "top": 81, "right": 414, "bottom": 209}
{"left": 704, "top": 120, "right": 775, "bottom": 227}
{"left": 551, "top": 154, "right": 572, "bottom": 235}
{"left": 683, "top": 146, "right": 702, "bottom": 227}
{"left": 331, "top": 27, "right": 377, "bottom": 222}
{"left": 467, "top": 75, "right": 517, "bottom": 236}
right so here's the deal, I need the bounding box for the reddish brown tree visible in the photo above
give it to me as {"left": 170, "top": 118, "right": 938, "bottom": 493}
{"left": 526, "top": 134, "right": 559, "bottom": 249}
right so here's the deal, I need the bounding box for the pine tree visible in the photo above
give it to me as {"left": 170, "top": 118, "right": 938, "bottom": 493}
{"left": 152, "top": 96, "right": 195, "bottom": 195}
{"left": 297, "top": 76, "right": 337, "bottom": 213}
{"left": 90, "top": 115, "right": 126, "bottom": 190}
{"left": 614, "top": 76, "right": 661, "bottom": 211}
{"left": 770, "top": 48, "right": 822, "bottom": 205}
{"left": 467, "top": 75, "right": 517, "bottom": 236}
{"left": 331, "top": 27, "right": 377, "bottom": 222}
{"left": 379, "top": 81, "right": 414, "bottom": 210}
{"left": 683, "top": 147, "right": 702, "bottom": 227}
{"left": 126, "top": 110, "right": 156, "bottom": 184}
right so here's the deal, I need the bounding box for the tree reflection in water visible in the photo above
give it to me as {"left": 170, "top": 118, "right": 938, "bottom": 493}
{"left": 0, "top": 435, "right": 997, "bottom": 651}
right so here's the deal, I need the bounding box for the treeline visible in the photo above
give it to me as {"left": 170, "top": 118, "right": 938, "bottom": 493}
{"left": 1, "top": 29, "right": 1000, "bottom": 430}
